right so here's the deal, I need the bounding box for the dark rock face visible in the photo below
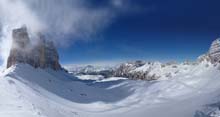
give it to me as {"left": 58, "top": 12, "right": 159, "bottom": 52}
{"left": 7, "top": 26, "right": 61, "bottom": 70}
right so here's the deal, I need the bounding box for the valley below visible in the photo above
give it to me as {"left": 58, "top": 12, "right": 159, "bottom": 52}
{"left": 0, "top": 26, "right": 220, "bottom": 117}
{"left": 0, "top": 61, "right": 220, "bottom": 117}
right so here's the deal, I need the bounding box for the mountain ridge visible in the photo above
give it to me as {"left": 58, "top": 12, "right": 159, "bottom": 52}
{"left": 66, "top": 38, "right": 220, "bottom": 81}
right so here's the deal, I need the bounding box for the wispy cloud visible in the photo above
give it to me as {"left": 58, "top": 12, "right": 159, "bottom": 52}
{"left": 0, "top": 0, "right": 136, "bottom": 66}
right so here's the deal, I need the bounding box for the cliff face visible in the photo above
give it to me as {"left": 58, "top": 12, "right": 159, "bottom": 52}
{"left": 198, "top": 39, "right": 220, "bottom": 64}
{"left": 7, "top": 26, "right": 61, "bottom": 70}
{"left": 209, "top": 38, "right": 220, "bottom": 63}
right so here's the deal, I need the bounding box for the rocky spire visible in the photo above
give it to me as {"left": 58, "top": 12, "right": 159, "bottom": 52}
{"left": 198, "top": 38, "right": 220, "bottom": 63}
{"left": 7, "top": 26, "right": 61, "bottom": 70}
{"left": 208, "top": 38, "right": 220, "bottom": 63}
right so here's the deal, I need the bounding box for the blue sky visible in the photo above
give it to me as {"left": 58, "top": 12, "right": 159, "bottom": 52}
{"left": 58, "top": 0, "right": 220, "bottom": 64}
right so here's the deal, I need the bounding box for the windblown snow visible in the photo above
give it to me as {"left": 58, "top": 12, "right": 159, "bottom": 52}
{"left": 0, "top": 61, "right": 220, "bottom": 117}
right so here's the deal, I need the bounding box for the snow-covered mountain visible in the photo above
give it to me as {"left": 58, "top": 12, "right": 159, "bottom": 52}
{"left": 1, "top": 27, "right": 220, "bottom": 117}
{"left": 66, "top": 39, "right": 220, "bottom": 81}
{"left": 198, "top": 38, "right": 220, "bottom": 64}
{"left": 1, "top": 60, "right": 220, "bottom": 117}
{"left": 209, "top": 38, "right": 220, "bottom": 63}
{"left": 113, "top": 61, "right": 197, "bottom": 80}
{"left": 66, "top": 61, "right": 199, "bottom": 81}
{"left": 65, "top": 64, "right": 114, "bottom": 75}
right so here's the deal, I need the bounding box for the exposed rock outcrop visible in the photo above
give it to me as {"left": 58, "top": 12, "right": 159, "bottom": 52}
{"left": 68, "top": 60, "right": 182, "bottom": 81}
{"left": 198, "top": 38, "right": 220, "bottom": 64}
{"left": 113, "top": 61, "right": 175, "bottom": 80}
{"left": 113, "top": 61, "right": 150, "bottom": 80}
{"left": 7, "top": 26, "right": 61, "bottom": 70}
{"left": 209, "top": 38, "right": 220, "bottom": 63}
{"left": 68, "top": 39, "right": 220, "bottom": 80}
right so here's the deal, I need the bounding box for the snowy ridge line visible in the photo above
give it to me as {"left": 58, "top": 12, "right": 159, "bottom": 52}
{"left": 0, "top": 39, "right": 220, "bottom": 116}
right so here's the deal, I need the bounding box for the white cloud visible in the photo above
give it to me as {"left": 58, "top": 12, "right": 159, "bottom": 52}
{"left": 0, "top": 0, "right": 132, "bottom": 66}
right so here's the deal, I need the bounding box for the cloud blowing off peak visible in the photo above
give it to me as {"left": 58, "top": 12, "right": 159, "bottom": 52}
{"left": 0, "top": 0, "right": 129, "bottom": 66}
{"left": 0, "top": 0, "right": 121, "bottom": 42}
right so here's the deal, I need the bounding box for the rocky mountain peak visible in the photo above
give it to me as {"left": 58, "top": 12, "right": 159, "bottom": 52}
{"left": 198, "top": 38, "right": 220, "bottom": 63}
{"left": 7, "top": 26, "right": 61, "bottom": 70}
{"left": 208, "top": 38, "right": 220, "bottom": 63}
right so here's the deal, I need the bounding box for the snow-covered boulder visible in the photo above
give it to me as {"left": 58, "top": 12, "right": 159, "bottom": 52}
{"left": 7, "top": 26, "right": 61, "bottom": 70}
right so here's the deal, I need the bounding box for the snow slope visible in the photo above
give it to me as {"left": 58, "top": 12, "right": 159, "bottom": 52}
{"left": 0, "top": 62, "right": 220, "bottom": 117}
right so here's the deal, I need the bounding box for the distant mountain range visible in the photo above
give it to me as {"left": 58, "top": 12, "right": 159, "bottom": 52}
{"left": 65, "top": 38, "right": 220, "bottom": 81}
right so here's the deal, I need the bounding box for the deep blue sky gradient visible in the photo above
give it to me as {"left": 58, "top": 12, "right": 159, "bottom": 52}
{"left": 59, "top": 0, "right": 220, "bottom": 64}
